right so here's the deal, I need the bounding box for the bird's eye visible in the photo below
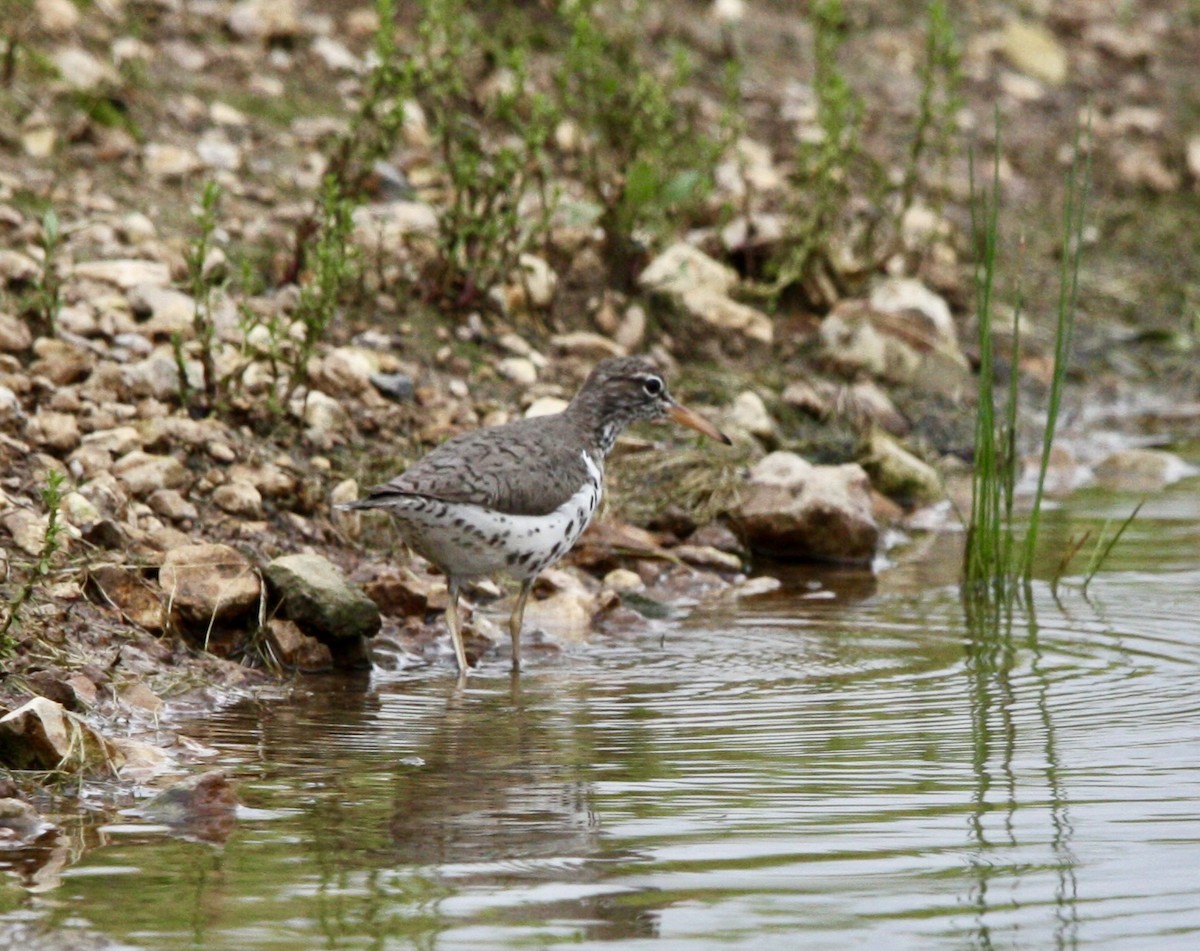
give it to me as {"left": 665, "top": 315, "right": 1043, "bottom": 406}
{"left": 642, "top": 376, "right": 664, "bottom": 397}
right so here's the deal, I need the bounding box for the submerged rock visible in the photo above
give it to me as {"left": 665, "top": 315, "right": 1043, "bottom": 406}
{"left": 0, "top": 798, "right": 56, "bottom": 845}
{"left": 1093, "top": 448, "right": 1195, "bottom": 492}
{"left": 728, "top": 451, "right": 879, "bottom": 563}
{"left": 140, "top": 770, "right": 238, "bottom": 843}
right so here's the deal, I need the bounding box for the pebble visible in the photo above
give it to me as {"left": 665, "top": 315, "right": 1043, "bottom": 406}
{"left": 74, "top": 259, "right": 172, "bottom": 289}
{"left": 525, "top": 396, "right": 569, "bottom": 418}
{"left": 21, "top": 122, "right": 57, "bottom": 158}
{"left": 603, "top": 568, "right": 644, "bottom": 592}
{"left": 52, "top": 46, "right": 118, "bottom": 90}
{"left": 36, "top": 0, "right": 80, "bottom": 32}
{"left": 228, "top": 0, "right": 301, "bottom": 40}
{"left": 0, "top": 385, "right": 22, "bottom": 425}
{"left": 614, "top": 304, "right": 647, "bottom": 352}
{"left": 212, "top": 481, "right": 265, "bottom": 518}
{"left": 726, "top": 390, "right": 775, "bottom": 441}
{"left": 0, "top": 313, "right": 33, "bottom": 352}
{"left": 301, "top": 392, "right": 351, "bottom": 446}
{"left": 148, "top": 488, "right": 199, "bottom": 523}
{"left": 25, "top": 410, "right": 81, "bottom": 452}
{"left": 516, "top": 254, "right": 557, "bottom": 308}
{"left": 113, "top": 450, "right": 190, "bottom": 497}
{"left": 551, "top": 332, "right": 626, "bottom": 359}
{"left": 143, "top": 143, "right": 204, "bottom": 180}
{"left": 497, "top": 357, "right": 539, "bottom": 385}
{"left": 369, "top": 372, "right": 415, "bottom": 402}
{"left": 0, "top": 250, "right": 40, "bottom": 283}
{"left": 1002, "top": 19, "right": 1068, "bottom": 85}
{"left": 311, "top": 36, "right": 360, "bottom": 72}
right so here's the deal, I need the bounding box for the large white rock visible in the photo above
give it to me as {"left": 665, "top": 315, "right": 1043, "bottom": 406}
{"left": 728, "top": 451, "right": 879, "bottom": 563}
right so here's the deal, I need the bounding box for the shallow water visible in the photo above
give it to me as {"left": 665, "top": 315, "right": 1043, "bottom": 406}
{"left": 3, "top": 470, "right": 1200, "bottom": 949}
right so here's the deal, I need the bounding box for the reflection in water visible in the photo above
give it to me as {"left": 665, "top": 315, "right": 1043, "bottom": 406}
{"left": 963, "top": 594, "right": 1078, "bottom": 950}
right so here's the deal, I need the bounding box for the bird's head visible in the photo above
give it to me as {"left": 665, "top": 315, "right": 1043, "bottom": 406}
{"left": 570, "top": 356, "right": 732, "bottom": 453}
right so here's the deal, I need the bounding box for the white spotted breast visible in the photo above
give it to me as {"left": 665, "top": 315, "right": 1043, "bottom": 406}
{"left": 382, "top": 450, "right": 604, "bottom": 580}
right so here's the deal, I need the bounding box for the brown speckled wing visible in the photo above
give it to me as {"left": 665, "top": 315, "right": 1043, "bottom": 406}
{"left": 361, "top": 414, "right": 596, "bottom": 516}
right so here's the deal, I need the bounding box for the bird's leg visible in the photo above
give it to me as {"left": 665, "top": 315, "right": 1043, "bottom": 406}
{"left": 509, "top": 578, "right": 534, "bottom": 672}
{"left": 446, "top": 579, "right": 469, "bottom": 675}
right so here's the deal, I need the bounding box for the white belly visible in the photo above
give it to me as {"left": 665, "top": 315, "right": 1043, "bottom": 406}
{"left": 388, "top": 452, "right": 603, "bottom": 580}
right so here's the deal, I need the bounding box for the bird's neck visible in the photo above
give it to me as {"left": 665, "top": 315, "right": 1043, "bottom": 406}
{"left": 565, "top": 398, "right": 624, "bottom": 459}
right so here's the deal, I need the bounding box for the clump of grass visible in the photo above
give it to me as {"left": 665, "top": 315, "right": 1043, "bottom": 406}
{"left": 0, "top": 470, "right": 67, "bottom": 653}
{"left": 557, "top": 0, "right": 730, "bottom": 286}
{"left": 613, "top": 442, "right": 753, "bottom": 528}
{"left": 962, "top": 114, "right": 1092, "bottom": 600}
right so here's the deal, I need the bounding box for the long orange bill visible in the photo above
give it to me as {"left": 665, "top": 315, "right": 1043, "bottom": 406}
{"left": 668, "top": 402, "right": 733, "bottom": 445}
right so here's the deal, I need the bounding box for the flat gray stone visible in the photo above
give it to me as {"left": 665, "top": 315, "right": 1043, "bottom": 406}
{"left": 265, "top": 554, "right": 381, "bottom": 640}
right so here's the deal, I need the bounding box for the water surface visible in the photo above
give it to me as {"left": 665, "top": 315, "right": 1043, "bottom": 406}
{"left": 2, "top": 471, "right": 1199, "bottom": 949}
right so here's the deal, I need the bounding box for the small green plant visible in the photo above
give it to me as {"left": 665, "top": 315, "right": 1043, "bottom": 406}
{"left": 29, "top": 208, "right": 63, "bottom": 337}
{"left": 0, "top": 470, "right": 67, "bottom": 653}
{"left": 315, "top": 0, "right": 558, "bottom": 311}
{"left": 175, "top": 179, "right": 225, "bottom": 416}
{"left": 0, "top": 0, "right": 30, "bottom": 85}
{"left": 898, "top": 0, "right": 962, "bottom": 220}
{"left": 173, "top": 177, "right": 355, "bottom": 424}
{"left": 557, "top": 0, "right": 727, "bottom": 286}
{"left": 765, "top": 0, "right": 961, "bottom": 303}
{"left": 406, "top": 0, "right": 557, "bottom": 307}
{"left": 283, "top": 175, "right": 357, "bottom": 407}
{"left": 962, "top": 114, "right": 1092, "bottom": 600}
{"left": 321, "top": 0, "right": 410, "bottom": 206}
{"left": 768, "top": 0, "right": 864, "bottom": 299}
{"left": 1051, "top": 501, "right": 1144, "bottom": 596}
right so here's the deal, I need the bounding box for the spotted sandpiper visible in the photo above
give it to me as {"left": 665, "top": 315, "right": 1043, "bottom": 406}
{"left": 339, "top": 355, "right": 730, "bottom": 674}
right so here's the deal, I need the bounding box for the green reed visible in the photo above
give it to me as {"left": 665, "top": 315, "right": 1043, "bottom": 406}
{"left": 963, "top": 115, "right": 1091, "bottom": 599}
